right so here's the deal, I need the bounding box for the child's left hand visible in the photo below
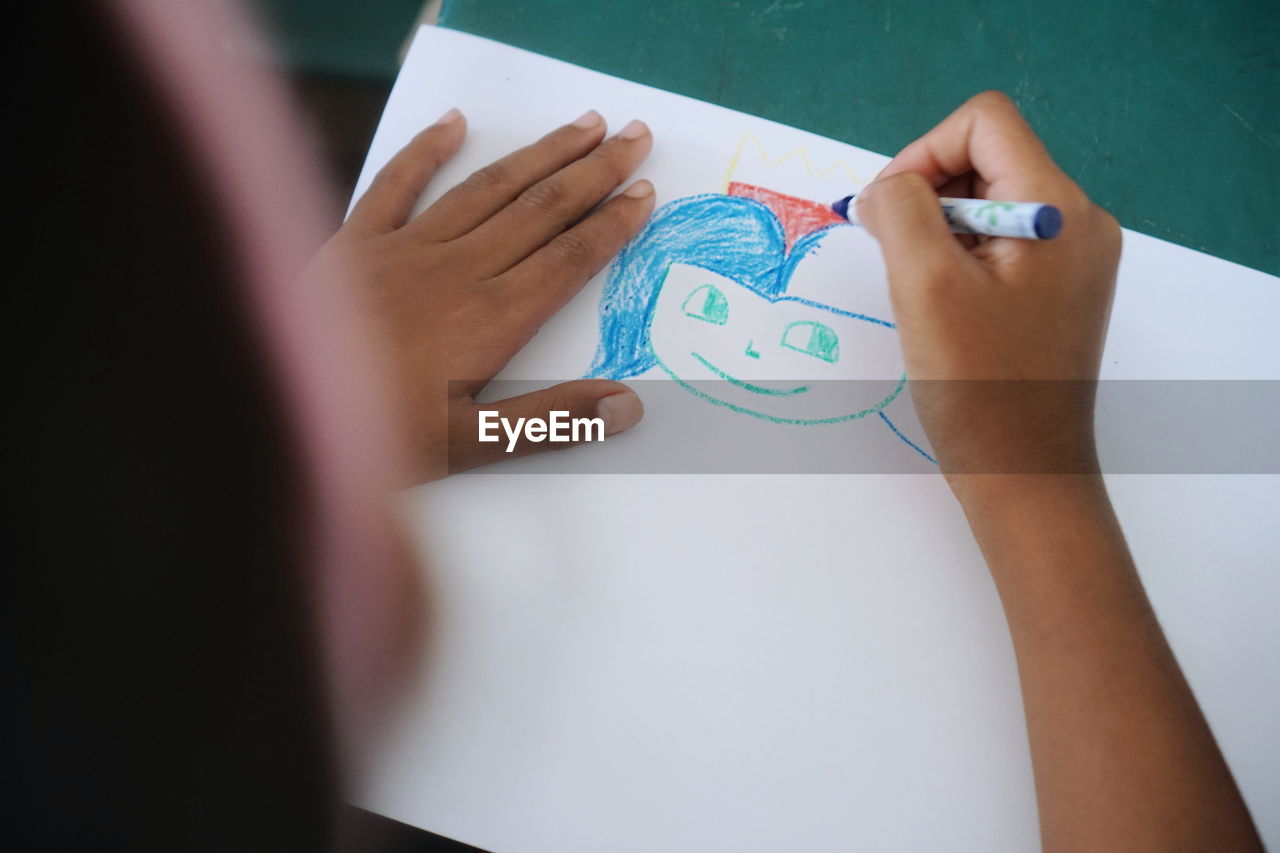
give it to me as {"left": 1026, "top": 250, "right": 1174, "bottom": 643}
{"left": 313, "top": 108, "right": 654, "bottom": 483}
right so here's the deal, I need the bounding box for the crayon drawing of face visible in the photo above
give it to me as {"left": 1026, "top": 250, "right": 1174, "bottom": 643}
{"left": 648, "top": 263, "right": 904, "bottom": 423}
{"left": 587, "top": 192, "right": 933, "bottom": 460}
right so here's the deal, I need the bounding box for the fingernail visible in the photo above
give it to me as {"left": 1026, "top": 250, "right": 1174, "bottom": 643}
{"left": 434, "top": 107, "right": 462, "bottom": 126}
{"left": 572, "top": 109, "right": 604, "bottom": 129}
{"left": 618, "top": 119, "right": 649, "bottom": 140}
{"left": 621, "top": 179, "right": 654, "bottom": 199}
{"left": 596, "top": 390, "right": 644, "bottom": 436}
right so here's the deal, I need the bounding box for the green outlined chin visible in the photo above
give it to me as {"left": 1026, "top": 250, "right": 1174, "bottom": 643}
{"left": 689, "top": 352, "right": 810, "bottom": 396}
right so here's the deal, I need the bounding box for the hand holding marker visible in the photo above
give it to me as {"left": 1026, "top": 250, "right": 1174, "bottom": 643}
{"left": 832, "top": 193, "right": 1062, "bottom": 239}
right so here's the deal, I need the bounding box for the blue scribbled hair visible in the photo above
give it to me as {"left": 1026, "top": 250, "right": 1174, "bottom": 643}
{"left": 586, "top": 193, "right": 843, "bottom": 379}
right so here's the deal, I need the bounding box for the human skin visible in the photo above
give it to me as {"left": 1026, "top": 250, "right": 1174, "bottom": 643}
{"left": 858, "top": 91, "right": 1261, "bottom": 851}
{"left": 311, "top": 108, "right": 654, "bottom": 482}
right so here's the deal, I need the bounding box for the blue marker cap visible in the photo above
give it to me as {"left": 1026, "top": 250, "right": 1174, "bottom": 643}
{"left": 1033, "top": 204, "right": 1063, "bottom": 239}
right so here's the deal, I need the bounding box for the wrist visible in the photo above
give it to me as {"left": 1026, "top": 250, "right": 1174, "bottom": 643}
{"left": 947, "top": 466, "right": 1105, "bottom": 499}
{"left": 948, "top": 472, "right": 1109, "bottom": 515}
{"left": 914, "top": 380, "right": 1101, "bottom": 477}
{"left": 949, "top": 474, "right": 1121, "bottom": 583}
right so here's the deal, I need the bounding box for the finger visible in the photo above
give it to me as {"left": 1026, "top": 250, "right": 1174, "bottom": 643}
{"left": 936, "top": 173, "right": 976, "bottom": 199}
{"left": 856, "top": 172, "right": 978, "bottom": 283}
{"left": 878, "top": 91, "right": 1071, "bottom": 199}
{"left": 346, "top": 108, "right": 467, "bottom": 234}
{"left": 935, "top": 173, "right": 980, "bottom": 249}
{"left": 449, "top": 382, "right": 644, "bottom": 473}
{"left": 497, "top": 179, "right": 656, "bottom": 334}
{"left": 409, "top": 110, "right": 609, "bottom": 241}
{"left": 458, "top": 120, "right": 654, "bottom": 278}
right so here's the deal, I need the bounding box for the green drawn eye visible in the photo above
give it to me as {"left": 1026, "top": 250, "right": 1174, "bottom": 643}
{"left": 681, "top": 283, "right": 729, "bottom": 325}
{"left": 781, "top": 320, "right": 840, "bottom": 363}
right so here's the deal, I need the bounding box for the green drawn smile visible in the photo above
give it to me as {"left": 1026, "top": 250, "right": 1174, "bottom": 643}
{"left": 690, "top": 352, "right": 810, "bottom": 396}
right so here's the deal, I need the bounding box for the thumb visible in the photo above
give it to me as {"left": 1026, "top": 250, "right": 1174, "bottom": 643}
{"left": 449, "top": 380, "right": 644, "bottom": 473}
{"left": 856, "top": 172, "right": 972, "bottom": 282}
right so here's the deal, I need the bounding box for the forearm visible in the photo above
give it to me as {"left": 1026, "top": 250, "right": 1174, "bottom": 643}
{"left": 955, "top": 475, "right": 1260, "bottom": 852}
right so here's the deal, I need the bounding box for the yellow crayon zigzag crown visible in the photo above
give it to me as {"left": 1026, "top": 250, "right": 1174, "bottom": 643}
{"left": 722, "top": 132, "right": 864, "bottom": 200}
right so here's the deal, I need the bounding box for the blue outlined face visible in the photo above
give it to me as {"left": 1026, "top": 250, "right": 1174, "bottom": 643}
{"left": 648, "top": 262, "right": 905, "bottom": 424}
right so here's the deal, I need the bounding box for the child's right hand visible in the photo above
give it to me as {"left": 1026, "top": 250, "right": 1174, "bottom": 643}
{"left": 864, "top": 98, "right": 1262, "bottom": 853}
{"left": 856, "top": 92, "right": 1122, "bottom": 481}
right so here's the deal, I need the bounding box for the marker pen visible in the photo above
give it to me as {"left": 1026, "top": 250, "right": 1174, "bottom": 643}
{"left": 832, "top": 195, "right": 1062, "bottom": 239}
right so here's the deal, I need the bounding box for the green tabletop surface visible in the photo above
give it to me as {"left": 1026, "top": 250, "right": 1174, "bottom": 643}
{"left": 434, "top": 0, "right": 1278, "bottom": 276}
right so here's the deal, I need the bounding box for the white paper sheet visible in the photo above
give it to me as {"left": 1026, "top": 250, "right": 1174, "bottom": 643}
{"left": 352, "top": 26, "right": 1280, "bottom": 852}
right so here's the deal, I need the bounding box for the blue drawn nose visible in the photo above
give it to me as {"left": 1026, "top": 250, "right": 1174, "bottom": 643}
{"left": 745, "top": 340, "right": 761, "bottom": 359}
